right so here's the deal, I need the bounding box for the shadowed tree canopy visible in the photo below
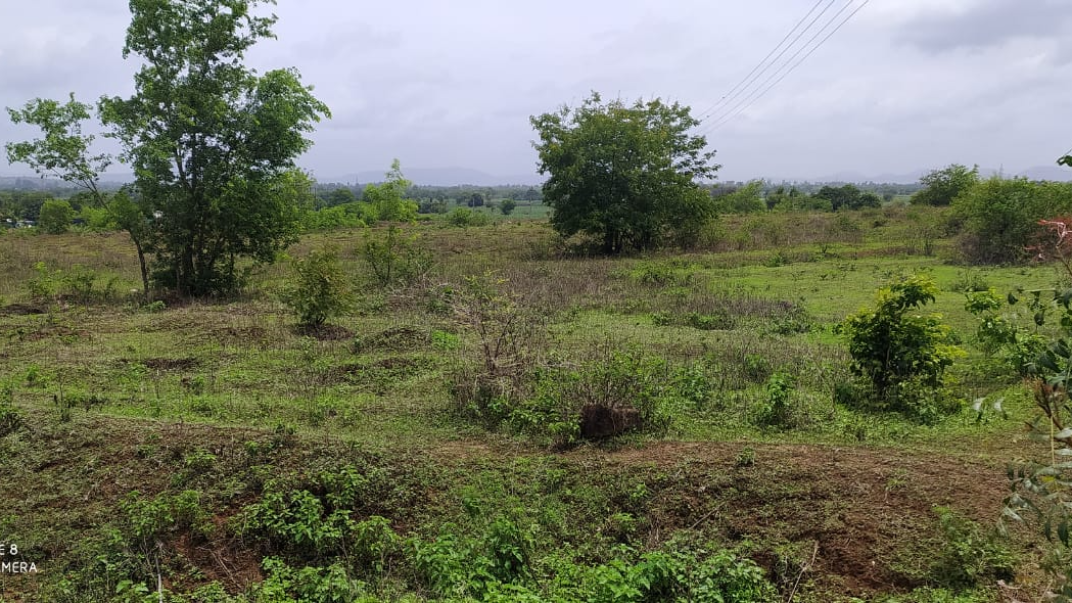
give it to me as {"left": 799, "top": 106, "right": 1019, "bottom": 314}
{"left": 97, "top": 0, "right": 330, "bottom": 296}
{"left": 530, "top": 93, "right": 719, "bottom": 254}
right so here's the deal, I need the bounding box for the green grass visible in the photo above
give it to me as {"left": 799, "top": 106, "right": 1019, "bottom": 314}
{"left": 0, "top": 208, "right": 1056, "bottom": 602}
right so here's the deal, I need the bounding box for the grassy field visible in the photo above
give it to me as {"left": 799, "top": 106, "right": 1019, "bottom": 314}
{"left": 0, "top": 207, "right": 1059, "bottom": 602}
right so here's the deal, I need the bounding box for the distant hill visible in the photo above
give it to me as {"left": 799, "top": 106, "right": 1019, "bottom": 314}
{"left": 328, "top": 167, "right": 544, "bottom": 187}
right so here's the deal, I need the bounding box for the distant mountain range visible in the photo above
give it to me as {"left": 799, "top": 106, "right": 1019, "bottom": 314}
{"left": 773, "top": 165, "right": 1072, "bottom": 184}
{"left": 323, "top": 167, "right": 545, "bottom": 187}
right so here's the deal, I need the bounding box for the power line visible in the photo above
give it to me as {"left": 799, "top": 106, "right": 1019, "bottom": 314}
{"left": 694, "top": 0, "right": 833, "bottom": 121}
{"left": 705, "top": 0, "right": 870, "bottom": 133}
{"left": 703, "top": 0, "right": 860, "bottom": 130}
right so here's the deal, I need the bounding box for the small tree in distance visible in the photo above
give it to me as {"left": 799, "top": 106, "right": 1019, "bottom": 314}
{"left": 37, "top": 199, "right": 74, "bottom": 234}
{"left": 912, "top": 164, "right": 979, "bottom": 206}
{"left": 530, "top": 92, "right": 719, "bottom": 253}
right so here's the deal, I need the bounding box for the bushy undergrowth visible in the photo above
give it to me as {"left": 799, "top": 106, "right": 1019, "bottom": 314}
{"left": 282, "top": 248, "right": 354, "bottom": 328}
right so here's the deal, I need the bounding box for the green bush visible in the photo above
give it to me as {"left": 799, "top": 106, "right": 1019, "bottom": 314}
{"left": 0, "top": 380, "right": 22, "bottom": 437}
{"left": 283, "top": 248, "right": 354, "bottom": 328}
{"left": 361, "top": 225, "right": 433, "bottom": 288}
{"left": 38, "top": 198, "right": 74, "bottom": 234}
{"left": 447, "top": 207, "right": 491, "bottom": 228}
{"left": 507, "top": 348, "right": 688, "bottom": 445}
{"left": 912, "top": 164, "right": 979, "bottom": 207}
{"left": 836, "top": 275, "right": 961, "bottom": 417}
{"left": 954, "top": 176, "right": 1072, "bottom": 263}
{"left": 933, "top": 507, "right": 1016, "bottom": 588}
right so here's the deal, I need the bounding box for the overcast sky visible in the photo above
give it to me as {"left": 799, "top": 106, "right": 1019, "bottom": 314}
{"left": 2, "top": 0, "right": 1071, "bottom": 183}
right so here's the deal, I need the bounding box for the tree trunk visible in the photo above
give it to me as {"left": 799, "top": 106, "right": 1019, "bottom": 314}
{"left": 133, "top": 237, "right": 149, "bottom": 297}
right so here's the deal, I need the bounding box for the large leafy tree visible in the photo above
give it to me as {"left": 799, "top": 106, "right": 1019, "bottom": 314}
{"left": 97, "top": 0, "right": 330, "bottom": 295}
{"left": 530, "top": 93, "right": 718, "bottom": 254}
{"left": 912, "top": 163, "right": 979, "bottom": 207}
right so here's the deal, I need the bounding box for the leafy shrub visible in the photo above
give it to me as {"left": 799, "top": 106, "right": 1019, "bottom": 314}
{"left": 449, "top": 274, "right": 543, "bottom": 419}
{"left": 362, "top": 160, "right": 419, "bottom": 223}
{"left": 757, "top": 372, "right": 795, "bottom": 427}
{"left": 38, "top": 198, "right": 74, "bottom": 234}
{"left": 933, "top": 507, "right": 1016, "bottom": 588}
{"left": 954, "top": 177, "right": 1072, "bottom": 263}
{"left": 0, "top": 381, "right": 22, "bottom": 437}
{"left": 628, "top": 260, "right": 697, "bottom": 287}
{"left": 912, "top": 164, "right": 979, "bottom": 207}
{"left": 836, "top": 275, "right": 961, "bottom": 417}
{"left": 767, "top": 304, "right": 815, "bottom": 335}
{"left": 447, "top": 207, "right": 491, "bottom": 228}
{"left": 24, "top": 262, "right": 118, "bottom": 304}
{"left": 238, "top": 466, "right": 390, "bottom": 560}
{"left": 964, "top": 288, "right": 1045, "bottom": 375}
{"left": 283, "top": 248, "right": 354, "bottom": 328}
{"left": 508, "top": 348, "right": 686, "bottom": 445}
{"left": 743, "top": 353, "right": 772, "bottom": 383}
{"left": 361, "top": 225, "right": 433, "bottom": 288}
{"left": 253, "top": 557, "right": 367, "bottom": 603}
{"left": 500, "top": 199, "right": 517, "bottom": 215}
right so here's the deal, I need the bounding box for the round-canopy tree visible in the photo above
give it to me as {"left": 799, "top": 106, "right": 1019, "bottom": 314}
{"left": 99, "top": 0, "right": 330, "bottom": 296}
{"left": 912, "top": 164, "right": 979, "bottom": 207}
{"left": 530, "top": 93, "right": 719, "bottom": 254}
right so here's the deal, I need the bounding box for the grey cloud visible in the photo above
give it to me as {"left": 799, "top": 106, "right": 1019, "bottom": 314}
{"left": 896, "top": 0, "right": 1072, "bottom": 54}
{"left": 2, "top": 1, "right": 1071, "bottom": 182}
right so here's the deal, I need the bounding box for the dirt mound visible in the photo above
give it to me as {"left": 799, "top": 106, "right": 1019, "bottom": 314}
{"left": 139, "top": 357, "right": 201, "bottom": 371}
{"left": 296, "top": 323, "right": 353, "bottom": 341}
{"left": 571, "top": 441, "right": 1022, "bottom": 594}
{"left": 0, "top": 303, "right": 45, "bottom": 316}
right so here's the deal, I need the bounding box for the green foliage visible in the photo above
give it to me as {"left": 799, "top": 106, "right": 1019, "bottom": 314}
{"left": 508, "top": 349, "right": 695, "bottom": 445}
{"left": 119, "top": 490, "right": 210, "bottom": 555}
{"left": 836, "top": 275, "right": 961, "bottom": 416}
{"left": 5, "top": 94, "right": 111, "bottom": 192}
{"left": 913, "top": 164, "right": 979, "bottom": 207}
{"left": 414, "top": 534, "right": 773, "bottom": 603}
{"left": 1001, "top": 218, "right": 1072, "bottom": 599}
{"left": 814, "top": 184, "right": 880, "bottom": 211}
{"left": 530, "top": 92, "right": 719, "bottom": 253}
{"left": 715, "top": 181, "right": 765, "bottom": 214}
{"left": 757, "top": 372, "right": 795, "bottom": 427}
{"left": 933, "top": 507, "right": 1016, "bottom": 589}
{"left": 24, "top": 261, "right": 118, "bottom": 304}
{"left": 37, "top": 198, "right": 74, "bottom": 234}
{"left": 964, "top": 288, "right": 1045, "bottom": 374}
{"left": 362, "top": 160, "right": 419, "bottom": 223}
{"left": 253, "top": 557, "right": 367, "bottom": 603}
{"left": 302, "top": 203, "right": 368, "bottom": 231}
{"left": 954, "top": 176, "right": 1072, "bottom": 264}
{"left": 446, "top": 207, "right": 491, "bottom": 228}
{"left": 283, "top": 248, "right": 354, "bottom": 328}
{"left": 98, "top": 0, "right": 330, "bottom": 295}
{"left": 0, "top": 380, "right": 22, "bottom": 438}
{"left": 499, "top": 199, "right": 517, "bottom": 215}
{"left": 238, "top": 466, "right": 389, "bottom": 560}
{"left": 361, "top": 225, "right": 432, "bottom": 289}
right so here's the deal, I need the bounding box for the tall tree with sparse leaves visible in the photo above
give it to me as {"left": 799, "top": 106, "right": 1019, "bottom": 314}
{"left": 530, "top": 93, "right": 719, "bottom": 254}
{"left": 98, "top": 0, "right": 330, "bottom": 296}
{"left": 6, "top": 95, "right": 153, "bottom": 294}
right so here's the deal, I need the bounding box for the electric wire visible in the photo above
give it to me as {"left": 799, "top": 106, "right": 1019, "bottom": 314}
{"left": 694, "top": 0, "right": 834, "bottom": 121}
{"left": 703, "top": 0, "right": 870, "bottom": 134}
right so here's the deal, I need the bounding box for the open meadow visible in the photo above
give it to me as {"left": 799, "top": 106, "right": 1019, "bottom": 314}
{"left": 0, "top": 206, "right": 1061, "bottom": 602}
